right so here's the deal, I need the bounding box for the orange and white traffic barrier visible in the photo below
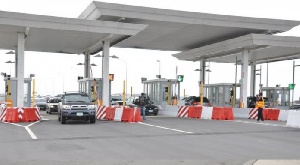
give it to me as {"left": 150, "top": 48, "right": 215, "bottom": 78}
{"left": 249, "top": 108, "right": 258, "bottom": 119}
{"left": 104, "top": 106, "right": 142, "bottom": 122}
{"left": 96, "top": 106, "right": 107, "bottom": 120}
{"left": 0, "top": 107, "right": 41, "bottom": 123}
{"left": 0, "top": 107, "right": 7, "bottom": 122}
{"left": 177, "top": 106, "right": 189, "bottom": 117}
{"left": 188, "top": 106, "right": 202, "bottom": 118}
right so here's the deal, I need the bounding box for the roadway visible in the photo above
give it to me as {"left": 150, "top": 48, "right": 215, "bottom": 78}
{"left": 0, "top": 111, "right": 300, "bottom": 165}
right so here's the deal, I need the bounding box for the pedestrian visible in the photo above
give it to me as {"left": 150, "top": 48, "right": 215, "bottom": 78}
{"left": 256, "top": 95, "right": 264, "bottom": 122}
{"left": 139, "top": 93, "right": 146, "bottom": 120}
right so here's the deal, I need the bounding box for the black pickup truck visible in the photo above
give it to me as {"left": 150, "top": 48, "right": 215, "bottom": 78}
{"left": 57, "top": 92, "right": 96, "bottom": 124}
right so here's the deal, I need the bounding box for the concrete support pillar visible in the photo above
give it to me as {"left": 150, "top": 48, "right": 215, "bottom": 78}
{"left": 84, "top": 52, "right": 90, "bottom": 78}
{"left": 102, "top": 41, "right": 110, "bottom": 106}
{"left": 250, "top": 62, "right": 256, "bottom": 96}
{"left": 240, "top": 49, "right": 249, "bottom": 108}
{"left": 17, "top": 33, "right": 25, "bottom": 107}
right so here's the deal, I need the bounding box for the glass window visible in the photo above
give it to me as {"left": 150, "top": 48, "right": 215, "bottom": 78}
{"left": 64, "top": 94, "right": 90, "bottom": 103}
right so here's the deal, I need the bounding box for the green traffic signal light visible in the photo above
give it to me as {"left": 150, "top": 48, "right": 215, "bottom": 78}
{"left": 177, "top": 75, "right": 184, "bottom": 82}
{"left": 289, "top": 84, "right": 296, "bottom": 90}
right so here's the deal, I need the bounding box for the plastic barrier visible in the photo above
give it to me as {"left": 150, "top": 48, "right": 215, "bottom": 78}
{"left": 177, "top": 106, "right": 189, "bottom": 117}
{"left": 223, "top": 107, "right": 234, "bottom": 120}
{"left": 212, "top": 107, "right": 225, "bottom": 120}
{"left": 286, "top": 110, "right": 300, "bottom": 128}
{"left": 21, "top": 107, "right": 41, "bottom": 122}
{"left": 121, "top": 107, "right": 134, "bottom": 122}
{"left": 133, "top": 107, "right": 142, "bottom": 122}
{"left": 249, "top": 108, "right": 258, "bottom": 119}
{"left": 106, "top": 107, "right": 116, "bottom": 120}
{"left": 4, "top": 108, "right": 20, "bottom": 123}
{"left": 96, "top": 106, "right": 107, "bottom": 120}
{"left": 188, "top": 106, "right": 202, "bottom": 118}
{"left": 201, "top": 107, "right": 213, "bottom": 119}
{"left": 266, "top": 108, "right": 280, "bottom": 121}
{"left": 0, "top": 107, "right": 7, "bottom": 122}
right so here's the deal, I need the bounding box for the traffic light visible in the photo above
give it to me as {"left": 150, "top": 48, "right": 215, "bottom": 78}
{"left": 164, "top": 87, "right": 168, "bottom": 93}
{"left": 289, "top": 84, "right": 296, "bottom": 90}
{"left": 177, "top": 75, "right": 184, "bottom": 82}
{"left": 109, "top": 74, "right": 114, "bottom": 81}
{"left": 91, "top": 86, "right": 95, "bottom": 93}
{"left": 230, "top": 90, "right": 233, "bottom": 97}
{"left": 5, "top": 85, "right": 8, "bottom": 93}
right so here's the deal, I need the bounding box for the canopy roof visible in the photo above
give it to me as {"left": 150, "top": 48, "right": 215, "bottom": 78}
{"left": 79, "top": 1, "right": 300, "bottom": 51}
{"left": 172, "top": 34, "right": 300, "bottom": 64}
{"left": 0, "top": 10, "right": 147, "bottom": 54}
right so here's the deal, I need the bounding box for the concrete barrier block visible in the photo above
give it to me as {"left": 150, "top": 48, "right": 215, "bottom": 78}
{"left": 278, "top": 110, "right": 289, "bottom": 121}
{"left": 233, "top": 108, "right": 251, "bottom": 118}
{"left": 286, "top": 110, "right": 300, "bottom": 128}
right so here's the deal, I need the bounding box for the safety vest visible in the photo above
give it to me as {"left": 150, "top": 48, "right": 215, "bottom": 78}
{"left": 256, "top": 100, "right": 264, "bottom": 108}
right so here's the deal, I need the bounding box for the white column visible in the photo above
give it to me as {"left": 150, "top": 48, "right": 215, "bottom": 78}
{"left": 17, "top": 33, "right": 25, "bottom": 107}
{"left": 240, "top": 49, "right": 249, "bottom": 108}
{"left": 15, "top": 50, "right": 18, "bottom": 77}
{"left": 84, "top": 51, "right": 90, "bottom": 78}
{"left": 250, "top": 62, "right": 256, "bottom": 96}
{"left": 102, "top": 41, "right": 110, "bottom": 106}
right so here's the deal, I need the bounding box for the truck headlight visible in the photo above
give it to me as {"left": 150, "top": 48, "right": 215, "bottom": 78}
{"left": 62, "top": 105, "right": 71, "bottom": 109}
{"left": 50, "top": 105, "right": 54, "bottom": 108}
{"left": 88, "top": 105, "right": 96, "bottom": 110}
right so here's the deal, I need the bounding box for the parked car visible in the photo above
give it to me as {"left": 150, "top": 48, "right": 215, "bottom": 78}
{"left": 133, "top": 97, "right": 159, "bottom": 115}
{"left": 35, "top": 98, "right": 48, "bottom": 111}
{"left": 247, "top": 96, "right": 270, "bottom": 108}
{"left": 290, "top": 104, "right": 300, "bottom": 110}
{"left": 58, "top": 92, "right": 96, "bottom": 124}
{"left": 46, "top": 97, "right": 61, "bottom": 114}
{"left": 184, "top": 96, "right": 211, "bottom": 106}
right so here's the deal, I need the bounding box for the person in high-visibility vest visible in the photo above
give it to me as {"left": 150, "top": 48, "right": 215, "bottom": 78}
{"left": 256, "top": 95, "right": 265, "bottom": 122}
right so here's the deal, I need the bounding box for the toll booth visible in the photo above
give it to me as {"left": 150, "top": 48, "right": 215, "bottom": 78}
{"left": 4, "top": 77, "right": 33, "bottom": 107}
{"left": 78, "top": 78, "right": 111, "bottom": 105}
{"left": 261, "top": 87, "right": 290, "bottom": 109}
{"left": 203, "top": 83, "right": 241, "bottom": 107}
{"left": 142, "top": 79, "right": 180, "bottom": 106}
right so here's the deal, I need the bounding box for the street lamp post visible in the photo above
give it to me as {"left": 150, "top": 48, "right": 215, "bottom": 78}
{"left": 156, "top": 60, "right": 161, "bottom": 78}
{"left": 5, "top": 60, "right": 15, "bottom": 77}
{"left": 292, "top": 61, "right": 300, "bottom": 105}
{"left": 111, "top": 55, "right": 127, "bottom": 100}
{"left": 255, "top": 65, "right": 262, "bottom": 92}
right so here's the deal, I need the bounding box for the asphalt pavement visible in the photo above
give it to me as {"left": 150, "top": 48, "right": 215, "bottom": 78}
{"left": 0, "top": 111, "right": 300, "bottom": 165}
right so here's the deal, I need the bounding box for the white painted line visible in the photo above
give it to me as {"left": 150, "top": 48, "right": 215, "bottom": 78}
{"left": 27, "top": 120, "right": 40, "bottom": 127}
{"left": 232, "top": 120, "right": 290, "bottom": 128}
{"left": 3, "top": 122, "right": 24, "bottom": 127}
{"left": 24, "top": 126, "right": 38, "bottom": 140}
{"left": 139, "top": 122, "right": 193, "bottom": 134}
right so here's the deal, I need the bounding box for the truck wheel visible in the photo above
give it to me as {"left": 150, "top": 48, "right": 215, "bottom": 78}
{"left": 61, "top": 115, "right": 66, "bottom": 124}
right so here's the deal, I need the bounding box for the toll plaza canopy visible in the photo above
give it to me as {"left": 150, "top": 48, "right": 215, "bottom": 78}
{"left": 79, "top": 1, "right": 300, "bottom": 51}
{"left": 1, "top": 1, "right": 300, "bottom": 107}
{"left": 0, "top": 10, "right": 147, "bottom": 54}
{"left": 172, "top": 34, "right": 300, "bottom": 64}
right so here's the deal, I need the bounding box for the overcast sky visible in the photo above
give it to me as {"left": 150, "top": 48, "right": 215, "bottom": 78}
{"left": 0, "top": 0, "right": 300, "bottom": 100}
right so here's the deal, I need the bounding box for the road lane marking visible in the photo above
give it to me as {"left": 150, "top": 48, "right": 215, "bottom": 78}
{"left": 139, "top": 122, "right": 193, "bottom": 134}
{"left": 24, "top": 126, "right": 38, "bottom": 140}
{"left": 232, "top": 120, "right": 289, "bottom": 128}
{"left": 3, "top": 122, "right": 24, "bottom": 127}
{"left": 27, "top": 120, "right": 40, "bottom": 127}
{"left": 3, "top": 121, "right": 39, "bottom": 140}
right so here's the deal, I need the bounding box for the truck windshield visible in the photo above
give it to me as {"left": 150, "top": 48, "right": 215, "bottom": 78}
{"left": 64, "top": 94, "right": 90, "bottom": 103}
